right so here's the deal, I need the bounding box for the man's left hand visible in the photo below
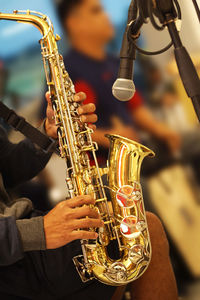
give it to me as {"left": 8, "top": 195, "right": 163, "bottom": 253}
{"left": 45, "top": 91, "right": 97, "bottom": 138}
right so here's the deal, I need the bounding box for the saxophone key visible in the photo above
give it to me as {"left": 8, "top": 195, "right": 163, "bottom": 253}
{"left": 79, "top": 152, "right": 89, "bottom": 165}
{"left": 66, "top": 89, "right": 73, "bottom": 99}
{"left": 85, "top": 184, "right": 95, "bottom": 196}
{"left": 58, "top": 126, "right": 65, "bottom": 138}
{"left": 98, "top": 227, "right": 110, "bottom": 246}
{"left": 73, "top": 121, "right": 80, "bottom": 133}
{"left": 95, "top": 197, "right": 107, "bottom": 203}
{"left": 78, "top": 134, "right": 87, "bottom": 147}
{"left": 70, "top": 104, "right": 78, "bottom": 117}
{"left": 79, "top": 145, "right": 95, "bottom": 153}
{"left": 70, "top": 84, "right": 76, "bottom": 94}
{"left": 83, "top": 170, "right": 92, "bottom": 184}
{"left": 103, "top": 220, "right": 114, "bottom": 225}
{"left": 65, "top": 178, "right": 74, "bottom": 191}
{"left": 62, "top": 70, "right": 68, "bottom": 78}
{"left": 120, "top": 216, "right": 142, "bottom": 239}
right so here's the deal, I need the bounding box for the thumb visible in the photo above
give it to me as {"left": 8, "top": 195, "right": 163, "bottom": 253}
{"left": 45, "top": 92, "right": 51, "bottom": 105}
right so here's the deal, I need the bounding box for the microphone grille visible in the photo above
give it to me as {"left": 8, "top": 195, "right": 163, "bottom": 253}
{"left": 112, "top": 78, "right": 135, "bottom": 102}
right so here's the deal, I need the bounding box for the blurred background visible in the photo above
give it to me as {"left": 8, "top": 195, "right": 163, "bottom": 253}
{"left": 1, "top": 0, "right": 200, "bottom": 299}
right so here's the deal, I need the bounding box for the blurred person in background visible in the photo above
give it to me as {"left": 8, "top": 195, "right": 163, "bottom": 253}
{"left": 41, "top": 0, "right": 181, "bottom": 165}
{"left": 135, "top": 55, "right": 164, "bottom": 103}
{"left": 152, "top": 83, "right": 200, "bottom": 184}
{"left": 153, "top": 84, "right": 193, "bottom": 133}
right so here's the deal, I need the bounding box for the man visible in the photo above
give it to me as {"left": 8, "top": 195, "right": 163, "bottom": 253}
{"left": 43, "top": 0, "right": 181, "bottom": 161}
{"left": 0, "top": 90, "right": 178, "bottom": 300}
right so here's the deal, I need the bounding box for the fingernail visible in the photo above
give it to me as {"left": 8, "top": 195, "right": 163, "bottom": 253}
{"left": 74, "top": 95, "right": 80, "bottom": 101}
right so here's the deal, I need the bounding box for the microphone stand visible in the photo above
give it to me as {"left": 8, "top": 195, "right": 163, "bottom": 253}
{"left": 192, "top": 0, "right": 200, "bottom": 23}
{"left": 154, "top": 0, "right": 200, "bottom": 122}
{"left": 127, "top": 0, "right": 200, "bottom": 122}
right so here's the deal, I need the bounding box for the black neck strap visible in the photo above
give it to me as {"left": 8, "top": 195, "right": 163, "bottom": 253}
{"left": 0, "top": 101, "right": 59, "bottom": 155}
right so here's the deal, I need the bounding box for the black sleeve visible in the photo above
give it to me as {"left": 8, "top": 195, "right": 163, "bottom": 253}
{"left": 0, "top": 216, "right": 24, "bottom": 266}
{"left": 0, "top": 126, "right": 52, "bottom": 189}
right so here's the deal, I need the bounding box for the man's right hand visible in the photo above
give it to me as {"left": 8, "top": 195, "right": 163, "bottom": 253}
{"left": 44, "top": 195, "right": 103, "bottom": 249}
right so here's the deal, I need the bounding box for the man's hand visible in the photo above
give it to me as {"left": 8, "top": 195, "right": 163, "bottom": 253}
{"left": 45, "top": 92, "right": 97, "bottom": 139}
{"left": 44, "top": 195, "right": 103, "bottom": 249}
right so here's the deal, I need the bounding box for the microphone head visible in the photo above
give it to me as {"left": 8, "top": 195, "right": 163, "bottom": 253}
{"left": 112, "top": 78, "right": 135, "bottom": 101}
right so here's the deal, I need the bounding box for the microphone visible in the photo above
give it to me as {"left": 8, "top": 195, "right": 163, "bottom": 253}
{"left": 112, "top": 0, "right": 136, "bottom": 102}
{"left": 112, "top": 36, "right": 136, "bottom": 102}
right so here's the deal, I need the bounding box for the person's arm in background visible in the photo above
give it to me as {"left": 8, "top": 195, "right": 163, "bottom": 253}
{"left": 92, "top": 116, "right": 139, "bottom": 148}
{"left": 74, "top": 81, "right": 139, "bottom": 148}
{"left": 128, "top": 91, "right": 181, "bottom": 152}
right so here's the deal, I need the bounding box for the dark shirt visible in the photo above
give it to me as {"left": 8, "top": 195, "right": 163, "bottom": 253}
{"left": 0, "top": 125, "right": 51, "bottom": 266}
{"left": 0, "top": 127, "right": 116, "bottom": 300}
{"left": 41, "top": 49, "right": 143, "bottom": 128}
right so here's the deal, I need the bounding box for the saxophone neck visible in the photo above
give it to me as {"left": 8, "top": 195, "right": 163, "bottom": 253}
{"left": 0, "top": 10, "right": 60, "bottom": 48}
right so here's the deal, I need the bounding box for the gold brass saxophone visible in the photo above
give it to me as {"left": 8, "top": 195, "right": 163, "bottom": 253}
{"left": 0, "top": 10, "right": 155, "bottom": 286}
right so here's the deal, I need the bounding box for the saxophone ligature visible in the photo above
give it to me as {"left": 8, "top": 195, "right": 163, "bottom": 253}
{"left": 0, "top": 10, "right": 155, "bottom": 286}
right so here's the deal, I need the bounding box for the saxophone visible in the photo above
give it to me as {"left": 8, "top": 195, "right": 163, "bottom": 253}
{"left": 0, "top": 10, "right": 155, "bottom": 286}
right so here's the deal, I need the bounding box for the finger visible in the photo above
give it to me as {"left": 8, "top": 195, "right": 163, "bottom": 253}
{"left": 65, "top": 195, "right": 95, "bottom": 208}
{"left": 73, "top": 218, "right": 104, "bottom": 230}
{"left": 74, "top": 92, "right": 87, "bottom": 102}
{"left": 78, "top": 103, "right": 96, "bottom": 115}
{"left": 73, "top": 206, "right": 100, "bottom": 219}
{"left": 71, "top": 230, "right": 98, "bottom": 240}
{"left": 80, "top": 114, "right": 98, "bottom": 124}
{"left": 88, "top": 124, "right": 96, "bottom": 131}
